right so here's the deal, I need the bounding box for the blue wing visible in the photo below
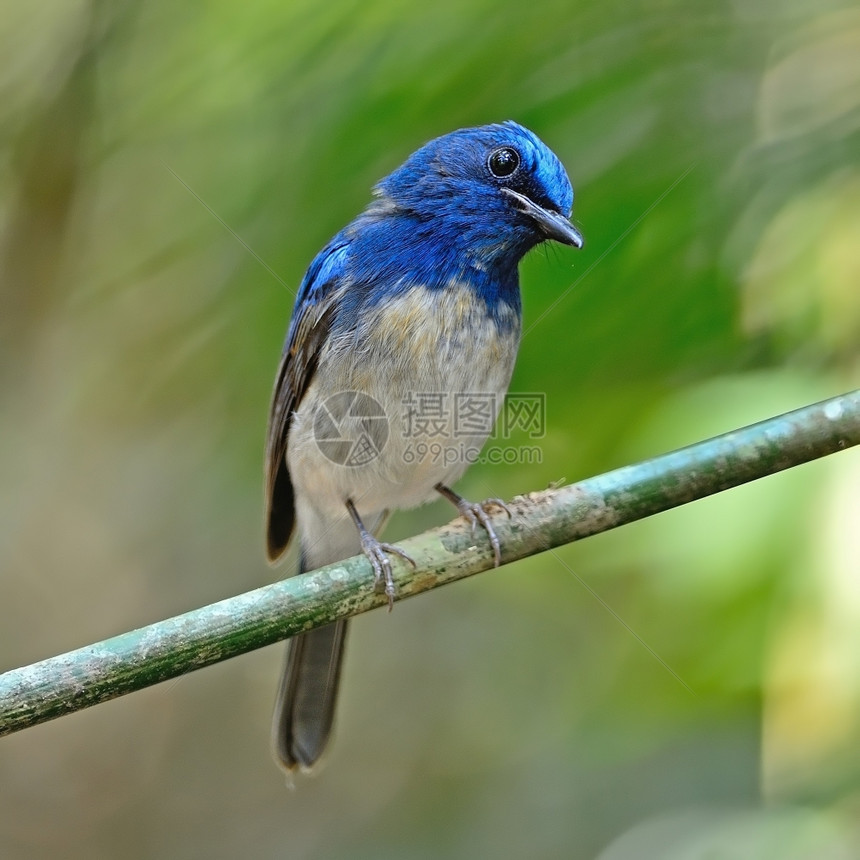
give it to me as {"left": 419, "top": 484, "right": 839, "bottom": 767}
{"left": 265, "top": 237, "right": 350, "bottom": 561}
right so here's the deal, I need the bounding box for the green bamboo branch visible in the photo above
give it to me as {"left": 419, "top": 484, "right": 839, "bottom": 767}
{"left": 1, "top": 390, "right": 859, "bottom": 737}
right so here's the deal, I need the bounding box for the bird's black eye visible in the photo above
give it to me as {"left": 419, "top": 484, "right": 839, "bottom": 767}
{"left": 487, "top": 147, "right": 520, "bottom": 178}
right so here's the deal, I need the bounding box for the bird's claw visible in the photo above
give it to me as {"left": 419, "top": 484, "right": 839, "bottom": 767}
{"left": 454, "top": 497, "right": 511, "bottom": 568}
{"left": 434, "top": 483, "right": 512, "bottom": 568}
{"left": 359, "top": 533, "right": 416, "bottom": 611}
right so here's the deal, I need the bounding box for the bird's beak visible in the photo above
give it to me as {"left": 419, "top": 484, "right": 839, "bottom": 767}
{"left": 502, "top": 188, "right": 584, "bottom": 248}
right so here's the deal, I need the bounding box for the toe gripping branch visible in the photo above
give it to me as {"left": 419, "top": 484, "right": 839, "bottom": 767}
{"left": 434, "top": 483, "right": 511, "bottom": 568}
{"left": 346, "top": 500, "right": 415, "bottom": 610}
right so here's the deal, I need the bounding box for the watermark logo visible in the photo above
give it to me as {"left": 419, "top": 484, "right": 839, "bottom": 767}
{"left": 400, "top": 392, "right": 451, "bottom": 438}
{"left": 313, "top": 391, "right": 389, "bottom": 466}
{"left": 402, "top": 392, "right": 499, "bottom": 439}
{"left": 501, "top": 393, "right": 545, "bottom": 439}
{"left": 402, "top": 392, "right": 546, "bottom": 440}
{"left": 402, "top": 441, "right": 543, "bottom": 467}
{"left": 313, "top": 390, "right": 547, "bottom": 467}
{"left": 400, "top": 391, "right": 546, "bottom": 467}
{"left": 454, "top": 393, "right": 498, "bottom": 438}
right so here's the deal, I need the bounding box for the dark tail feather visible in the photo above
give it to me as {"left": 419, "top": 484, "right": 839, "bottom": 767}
{"left": 271, "top": 554, "right": 348, "bottom": 772}
{"left": 272, "top": 511, "right": 387, "bottom": 772}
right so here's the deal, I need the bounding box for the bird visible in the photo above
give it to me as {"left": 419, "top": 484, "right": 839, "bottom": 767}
{"left": 264, "top": 120, "right": 582, "bottom": 772}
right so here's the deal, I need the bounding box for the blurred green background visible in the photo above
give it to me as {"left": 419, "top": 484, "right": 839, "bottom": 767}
{"left": 2, "top": 0, "right": 859, "bottom": 857}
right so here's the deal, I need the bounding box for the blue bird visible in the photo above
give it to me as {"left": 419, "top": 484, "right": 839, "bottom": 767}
{"left": 265, "top": 121, "right": 582, "bottom": 772}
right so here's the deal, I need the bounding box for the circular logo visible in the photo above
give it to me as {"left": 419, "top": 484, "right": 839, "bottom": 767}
{"left": 313, "top": 391, "right": 389, "bottom": 466}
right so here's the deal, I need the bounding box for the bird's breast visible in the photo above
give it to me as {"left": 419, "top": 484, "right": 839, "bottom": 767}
{"left": 289, "top": 280, "right": 521, "bottom": 513}
{"left": 353, "top": 280, "right": 521, "bottom": 394}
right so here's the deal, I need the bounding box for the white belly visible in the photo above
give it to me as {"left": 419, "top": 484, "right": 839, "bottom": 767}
{"left": 287, "top": 282, "right": 520, "bottom": 524}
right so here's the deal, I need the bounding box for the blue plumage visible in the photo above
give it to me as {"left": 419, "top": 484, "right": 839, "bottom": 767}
{"left": 265, "top": 121, "right": 582, "bottom": 772}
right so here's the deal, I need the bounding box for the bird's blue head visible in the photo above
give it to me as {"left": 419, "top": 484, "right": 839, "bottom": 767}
{"left": 371, "top": 121, "right": 582, "bottom": 274}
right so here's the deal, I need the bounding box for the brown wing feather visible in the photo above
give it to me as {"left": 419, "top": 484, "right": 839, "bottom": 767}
{"left": 264, "top": 296, "right": 341, "bottom": 562}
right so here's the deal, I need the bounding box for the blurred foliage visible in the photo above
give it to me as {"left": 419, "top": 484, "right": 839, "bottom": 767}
{"left": 1, "top": 0, "right": 859, "bottom": 858}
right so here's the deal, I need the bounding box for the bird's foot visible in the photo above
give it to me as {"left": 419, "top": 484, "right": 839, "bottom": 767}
{"left": 358, "top": 531, "right": 416, "bottom": 611}
{"left": 435, "top": 484, "right": 511, "bottom": 567}
{"left": 345, "top": 498, "right": 415, "bottom": 610}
